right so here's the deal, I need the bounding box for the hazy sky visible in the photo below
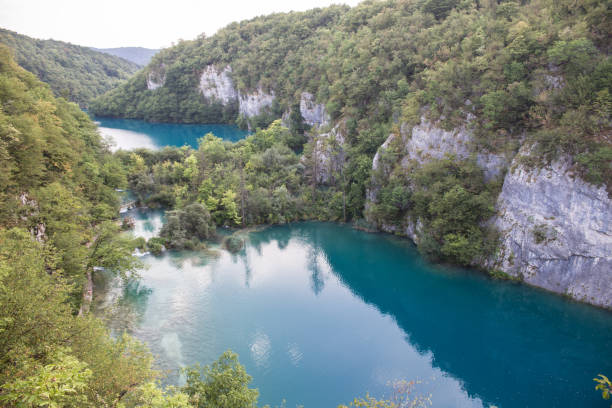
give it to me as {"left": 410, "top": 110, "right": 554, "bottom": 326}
{"left": 0, "top": 0, "right": 362, "bottom": 49}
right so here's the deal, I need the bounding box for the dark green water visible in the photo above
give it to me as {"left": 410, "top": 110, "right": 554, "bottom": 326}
{"left": 95, "top": 210, "right": 612, "bottom": 408}
{"left": 94, "top": 117, "right": 249, "bottom": 150}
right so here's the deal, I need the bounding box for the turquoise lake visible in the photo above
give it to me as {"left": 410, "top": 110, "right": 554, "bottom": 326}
{"left": 94, "top": 117, "right": 249, "bottom": 150}
{"left": 94, "top": 209, "right": 612, "bottom": 408}
{"left": 91, "top": 119, "right": 612, "bottom": 407}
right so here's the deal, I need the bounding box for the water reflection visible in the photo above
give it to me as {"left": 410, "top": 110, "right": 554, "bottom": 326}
{"left": 95, "top": 218, "right": 612, "bottom": 408}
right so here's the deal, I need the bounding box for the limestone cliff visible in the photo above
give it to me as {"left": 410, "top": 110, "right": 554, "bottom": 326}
{"left": 489, "top": 151, "right": 612, "bottom": 308}
{"left": 198, "top": 65, "right": 238, "bottom": 104}
{"left": 196, "top": 65, "right": 275, "bottom": 121}
{"left": 300, "top": 92, "right": 330, "bottom": 128}
{"left": 146, "top": 64, "right": 166, "bottom": 90}
{"left": 366, "top": 118, "right": 612, "bottom": 308}
{"left": 238, "top": 88, "right": 275, "bottom": 118}
{"left": 366, "top": 117, "right": 508, "bottom": 238}
{"left": 309, "top": 122, "right": 346, "bottom": 185}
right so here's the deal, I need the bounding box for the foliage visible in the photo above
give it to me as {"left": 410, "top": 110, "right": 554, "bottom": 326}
{"left": 0, "top": 49, "right": 161, "bottom": 407}
{"left": 369, "top": 158, "right": 497, "bottom": 266}
{"left": 160, "top": 203, "right": 215, "bottom": 249}
{"left": 120, "top": 382, "right": 192, "bottom": 408}
{"left": 0, "top": 228, "right": 158, "bottom": 407}
{"left": 182, "top": 351, "right": 259, "bottom": 408}
{"left": 338, "top": 379, "right": 432, "bottom": 408}
{"left": 225, "top": 234, "right": 245, "bottom": 253}
{"left": 0, "top": 28, "right": 140, "bottom": 106}
{"left": 0, "top": 349, "right": 92, "bottom": 408}
{"left": 147, "top": 237, "right": 166, "bottom": 255}
{"left": 595, "top": 374, "right": 612, "bottom": 407}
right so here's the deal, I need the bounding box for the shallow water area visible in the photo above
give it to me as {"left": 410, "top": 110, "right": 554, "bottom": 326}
{"left": 94, "top": 209, "right": 612, "bottom": 408}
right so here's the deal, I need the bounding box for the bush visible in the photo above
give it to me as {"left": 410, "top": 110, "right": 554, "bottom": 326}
{"left": 146, "top": 237, "right": 166, "bottom": 255}
{"left": 160, "top": 203, "right": 215, "bottom": 249}
{"left": 225, "top": 235, "right": 245, "bottom": 253}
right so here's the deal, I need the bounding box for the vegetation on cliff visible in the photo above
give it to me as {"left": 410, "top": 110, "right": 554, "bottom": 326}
{"left": 0, "top": 28, "right": 140, "bottom": 106}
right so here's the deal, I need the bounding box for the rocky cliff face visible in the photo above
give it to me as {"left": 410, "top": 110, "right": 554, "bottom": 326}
{"left": 367, "top": 117, "right": 507, "bottom": 222}
{"left": 146, "top": 64, "right": 166, "bottom": 90}
{"left": 300, "top": 92, "right": 330, "bottom": 128}
{"left": 310, "top": 122, "right": 346, "bottom": 185}
{"left": 366, "top": 117, "right": 612, "bottom": 308}
{"left": 399, "top": 117, "right": 507, "bottom": 181}
{"left": 489, "top": 151, "right": 612, "bottom": 308}
{"left": 238, "top": 88, "right": 275, "bottom": 118}
{"left": 197, "top": 65, "right": 275, "bottom": 119}
{"left": 199, "top": 65, "right": 238, "bottom": 104}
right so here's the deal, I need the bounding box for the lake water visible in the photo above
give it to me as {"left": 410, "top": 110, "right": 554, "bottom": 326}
{"left": 94, "top": 117, "right": 249, "bottom": 150}
{"left": 94, "top": 209, "right": 612, "bottom": 408}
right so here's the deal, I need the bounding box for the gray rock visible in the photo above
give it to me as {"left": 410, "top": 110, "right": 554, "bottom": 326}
{"left": 367, "top": 117, "right": 508, "bottom": 218}
{"left": 489, "top": 151, "right": 612, "bottom": 308}
{"left": 146, "top": 64, "right": 166, "bottom": 90}
{"left": 311, "top": 122, "right": 346, "bottom": 185}
{"left": 300, "top": 92, "right": 330, "bottom": 128}
{"left": 199, "top": 65, "right": 238, "bottom": 104}
{"left": 239, "top": 88, "right": 275, "bottom": 118}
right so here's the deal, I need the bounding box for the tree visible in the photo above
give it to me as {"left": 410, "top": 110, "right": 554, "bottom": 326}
{"left": 182, "top": 351, "right": 259, "bottom": 408}
{"left": 0, "top": 349, "right": 92, "bottom": 408}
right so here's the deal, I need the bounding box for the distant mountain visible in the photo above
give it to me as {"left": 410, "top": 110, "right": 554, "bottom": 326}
{"left": 0, "top": 28, "right": 140, "bottom": 107}
{"left": 92, "top": 47, "right": 159, "bottom": 66}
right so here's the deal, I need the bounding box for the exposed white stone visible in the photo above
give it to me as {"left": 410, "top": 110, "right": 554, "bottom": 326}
{"left": 372, "top": 133, "right": 397, "bottom": 173}
{"left": 490, "top": 150, "right": 612, "bottom": 308}
{"left": 310, "top": 122, "right": 346, "bottom": 185}
{"left": 401, "top": 117, "right": 473, "bottom": 164}
{"left": 238, "top": 88, "right": 275, "bottom": 118}
{"left": 398, "top": 117, "right": 507, "bottom": 181}
{"left": 300, "top": 92, "right": 330, "bottom": 128}
{"left": 146, "top": 65, "right": 166, "bottom": 90}
{"left": 199, "top": 65, "right": 238, "bottom": 104}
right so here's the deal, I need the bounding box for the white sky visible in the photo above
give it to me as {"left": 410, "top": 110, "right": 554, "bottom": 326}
{"left": 0, "top": 0, "right": 362, "bottom": 49}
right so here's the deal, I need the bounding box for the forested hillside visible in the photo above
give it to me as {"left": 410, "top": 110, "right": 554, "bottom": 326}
{"left": 0, "top": 46, "right": 268, "bottom": 407}
{"left": 0, "top": 28, "right": 140, "bottom": 106}
{"left": 91, "top": 0, "right": 610, "bottom": 183}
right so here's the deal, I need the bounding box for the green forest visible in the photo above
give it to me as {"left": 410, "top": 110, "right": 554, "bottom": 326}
{"left": 0, "top": 28, "right": 140, "bottom": 107}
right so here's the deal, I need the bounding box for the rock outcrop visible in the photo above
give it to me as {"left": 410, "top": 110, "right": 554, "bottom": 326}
{"left": 489, "top": 151, "right": 612, "bottom": 307}
{"left": 239, "top": 88, "right": 275, "bottom": 118}
{"left": 368, "top": 117, "right": 508, "bottom": 210}
{"left": 197, "top": 65, "right": 274, "bottom": 118}
{"left": 400, "top": 117, "right": 507, "bottom": 181}
{"left": 367, "top": 119, "right": 612, "bottom": 307}
{"left": 300, "top": 92, "right": 330, "bottom": 128}
{"left": 310, "top": 122, "right": 346, "bottom": 185}
{"left": 199, "top": 65, "right": 238, "bottom": 104}
{"left": 146, "top": 64, "right": 166, "bottom": 90}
